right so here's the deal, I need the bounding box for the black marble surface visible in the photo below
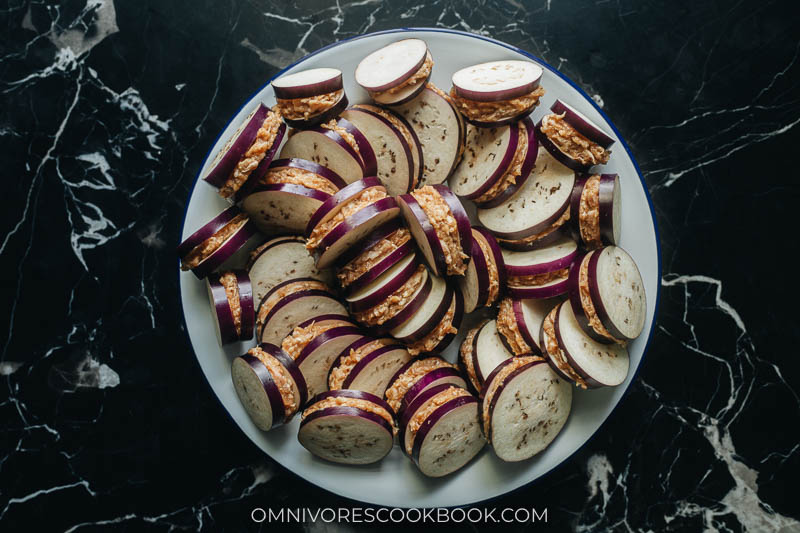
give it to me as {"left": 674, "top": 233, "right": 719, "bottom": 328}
{"left": 2, "top": 0, "right": 799, "bottom": 531}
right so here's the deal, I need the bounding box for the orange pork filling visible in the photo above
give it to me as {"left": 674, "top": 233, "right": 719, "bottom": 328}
{"left": 507, "top": 268, "right": 569, "bottom": 288}
{"left": 262, "top": 166, "right": 339, "bottom": 196}
{"left": 540, "top": 113, "right": 609, "bottom": 167}
{"left": 219, "top": 110, "right": 283, "bottom": 198}
{"left": 180, "top": 213, "right": 249, "bottom": 270}
{"left": 405, "top": 386, "right": 471, "bottom": 453}
{"left": 276, "top": 89, "right": 343, "bottom": 121}
{"left": 459, "top": 325, "right": 481, "bottom": 392}
{"left": 328, "top": 339, "right": 391, "bottom": 391}
{"left": 578, "top": 255, "right": 623, "bottom": 344}
{"left": 480, "top": 356, "right": 541, "bottom": 437}
{"left": 384, "top": 357, "right": 454, "bottom": 413}
{"left": 249, "top": 346, "right": 298, "bottom": 415}
{"left": 579, "top": 175, "right": 603, "bottom": 249}
{"left": 369, "top": 53, "right": 433, "bottom": 98}
{"left": 542, "top": 307, "right": 587, "bottom": 389}
{"left": 473, "top": 121, "right": 529, "bottom": 205}
{"left": 495, "top": 298, "right": 531, "bottom": 356}
{"left": 303, "top": 395, "right": 396, "bottom": 433}
{"left": 219, "top": 271, "right": 242, "bottom": 336}
{"left": 306, "top": 187, "right": 388, "bottom": 251}
{"left": 449, "top": 86, "right": 545, "bottom": 123}
{"left": 412, "top": 186, "right": 468, "bottom": 276}
{"left": 352, "top": 265, "right": 425, "bottom": 326}
{"left": 337, "top": 228, "right": 411, "bottom": 288}
{"left": 281, "top": 321, "right": 342, "bottom": 361}
{"left": 406, "top": 295, "right": 458, "bottom": 356}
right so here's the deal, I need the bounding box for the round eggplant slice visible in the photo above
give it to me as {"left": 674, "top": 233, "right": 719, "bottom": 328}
{"left": 512, "top": 297, "right": 561, "bottom": 354}
{"left": 399, "top": 367, "right": 467, "bottom": 415}
{"left": 414, "top": 287, "right": 464, "bottom": 355}
{"left": 272, "top": 68, "right": 343, "bottom": 99}
{"left": 314, "top": 197, "right": 400, "bottom": 270}
{"left": 341, "top": 344, "right": 413, "bottom": 397}
{"left": 398, "top": 382, "right": 456, "bottom": 451}
{"left": 588, "top": 246, "right": 646, "bottom": 342}
{"left": 598, "top": 173, "right": 621, "bottom": 246}
{"left": 411, "top": 395, "right": 484, "bottom": 477}
{"left": 370, "top": 268, "right": 432, "bottom": 334}
{"left": 389, "top": 272, "right": 449, "bottom": 342}
{"left": 346, "top": 253, "right": 419, "bottom": 312}
{"left": 231, "top": 353, "right": 286, "bottom": 431}
{"left": 333, "top": 118, "right": 379, "bottom": 176}
{"left": 344, "top": 241, "right": 414, "bottom": 296}
{"left": 555, "top": 300, "right": 629, "bottom": 387}
{"left": 471, "top": 319, "right": 513, "bottom": 385}
{"left": 508, "top": 276, "right": 570, "bottom": 300}
{"left": 371, "top": 70, "right": 430, "bottom": 106}
{"left": 202, "top": 104, "right": 269, "bottom": 188}
{"left": 294, "top": 327, "right": 366, "bottom": 398}
{"left": 394, "top": 84, "right": 464, "bottom": 186}
{"left": 177, "top": 206, "right": 240, "bottom": 258}
{"left": 340, "top": 107, "right": 414, "bottom": 196}
{"left": 452, "top": 60, "right": 543, "bottom": 103}
{"left": 397, "top": 193, "right": 446, "bottom": 277}
{"left": 483, "top": 358, "right": 571, "bottom": 461}
{"left": 477, "top": 145, "right": 575, "bottom": 241}
{"left": 568, "top": 250, "right": 617, "bottom": 344}
{"left": 267, "top": 157, "right": 348, "bottom": 190}
{"left": 449, "top": 124, "right": 518, "bottom": 199}
{"left": 355, "top": 38, "right": 429, "bottom": 92}
{"left": 478, "top": 116, "right": 540, "bottom": 209}
{"left": 280, "top": 127, "right": 365, "bottom": 184}
{"left": 459, "top": 236, "right": 490, "bottom": 314}
{"left": 185, "top": 218, "right": 260, "bottom": 280}
{"left": 242, "top": 183, "right": 330, "bottom": 235}
{"left": 335, "top": 218, "right": 404, "bottom": 269}
{"left": 299, "top": 406, "right": 394, "bottom": 465}
{"left": 550, "top": 99, "right": 615, "bottom": 148}
{"left": 502, "top": 236, "right": 577, "bottom": 278}
{"left": 247, "top": 236, "right": 333, "bottom": 304}
{"left": 207, "top": 270, "right": 254, "bottom": 345}
{"left": 306, "top": 176, "right": 384, "bottom": 237}
{"left": 259, "top": 289, "right": 347, "bottom": 346}
{"left": 207, "top": 272, "right": 238, "bottom": 345}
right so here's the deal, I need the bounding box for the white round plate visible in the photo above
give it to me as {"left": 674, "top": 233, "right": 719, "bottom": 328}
{"left": 179, "top": 28, "right": 661, "bottom": 508}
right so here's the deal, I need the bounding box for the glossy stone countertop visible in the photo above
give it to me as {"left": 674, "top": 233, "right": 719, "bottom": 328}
{"left": 1, "top": 1, "right": 799, "bottom": 531}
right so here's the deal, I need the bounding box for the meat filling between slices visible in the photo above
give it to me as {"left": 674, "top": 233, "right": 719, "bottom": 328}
{"left": 303, "top": 396, "right": 396, "bottom": 434}
{"left": 219, "top": 271, "right": 242, "bottom": 336}
{"left": 262, "top": 166, "right": 339, "bottom": 196}
{"left": 578, "top": 255, "right": 623, "bottom": 344}
{"left": 277, "top": 89, "right": 344, "bottom": 121}
{"left": 337, "top": 228, "right": 411, "bottom": 288}
{"left": 369, "top": 53, "right": 433, "bottom": 98}
{"left": 352, "top": 265, "right": 425, "bottom": 326}
{"left": 256, "top": 280, "right": 329, "bottom": 331}
{"left": 540, "top": 113, "right": 610, "bottom": 167}
{"left": 249, "top": 346, "right": 298, "bottom": 415}
{"left": 499, "top": 208, "right": 570, "bottom": 248}
{"left": 406, "top": 295, "right": 458, "bottom": 356}
{"left": 306, "top": 187, "right": 388, "bottom": 251}
{"left": 328, "top": 339, "right": 392, "bottom": 390}
{"left": 542, "top": 307, "right": 587, "bottom": 389}
{"left": 384, "top": 357, "right": 454, "bottom": 413}
{"left": 496, "top": 298, "right": 532, "bottom": 356}
{"left": 320, "top": 119, "right": 362, "bottom": 157}
{"left": 449, "top": 86, "right": 545, "bottom": 123}
{"left": 405, "top": 386, "right": 471, "bottom": 454}
{"left": 508, "top": 268, "right": 569, "bottom": 288}
{"left": 480, "top": 356, "right": 540, "bottom": 438}
{"left": 459, "top": 326, "right": 481, "bottom": 391}
{"left": 473, "top": 122, "right": 529, "bottom": 205}
{"left": 474, "top": 234, "right": 500, "bottom": 305}
{"left": 181, "top": 213, "right": 249, "bottom": 271}
{"left": 281, "top": 321, "right": 343, "bottom": 361}
{"left": 412, "top": 186, "right": 468, "bottom": 276}
{"left": 219, "top": 110, "right": 283, "bottom": 198}
{"left": 579, "top": 175, "right": 603, "bottom": 249}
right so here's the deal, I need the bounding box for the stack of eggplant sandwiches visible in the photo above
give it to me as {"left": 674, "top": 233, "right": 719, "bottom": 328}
{"left": 177, "top": 37, "right": 647, "bottom": 478}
